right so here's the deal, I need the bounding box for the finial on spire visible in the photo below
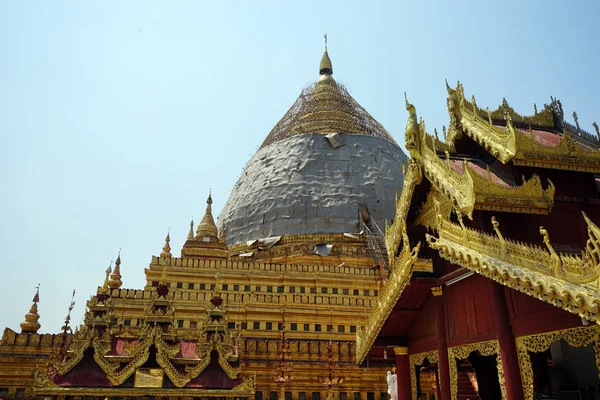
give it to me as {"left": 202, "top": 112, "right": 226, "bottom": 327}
{"left": 20, "top": 285, "right": 41, "bottom": 333}
{"left": 319, "top": 33, "right": 333, "bottom": 76}
{"left": 101, "top": 262, "right": 112, "bottom": 294}
{"left": 108, "top": 250, "right": 123, "bottom": 289}
{"left": 195, "top": 191, "right": 219, "bottom": 239}
{"left": 188, "top": 219, "right": 194, "bottom": 240}
{"left": 61, "top": 290, "right": 76, "bottom": 336}
{"left": 160, "top": 230, "right": 172, "bottom": 257}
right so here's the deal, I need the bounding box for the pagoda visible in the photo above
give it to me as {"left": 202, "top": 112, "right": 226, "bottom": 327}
{"left": 358, "top": 82, "right": 600, "bottom": 399}
{"left": 0, "top": 40, "right": 408, "bottom": 400}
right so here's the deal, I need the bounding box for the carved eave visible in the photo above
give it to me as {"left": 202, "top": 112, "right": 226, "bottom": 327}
{"left": 446, "top": 84, "right": 517, "bottom": 163}
{"left": 356, "top": 234, "right": 420, "bottom": 364}
{"left": 448, "top": 83, "right": 600, "bottom": 173}
{"left": 425, "top": 212, "right": 600, "bottom": 322}
{"left": 513, "top": 129, "right": 600, "bottom": 173}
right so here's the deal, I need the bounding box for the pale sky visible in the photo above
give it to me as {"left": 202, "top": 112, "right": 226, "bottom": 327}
{"left": 1, "top": 0, "right": 598, "bottom": 333}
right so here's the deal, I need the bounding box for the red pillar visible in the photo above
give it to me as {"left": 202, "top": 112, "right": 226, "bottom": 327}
{"left": 391, "top": 346, "right": 411, "bottom": 400}
{"left": 433, "top": 286, "right": 452, "bottom": 400}
{"left": 489, "top": 281, "right": 525, "bottom": 400}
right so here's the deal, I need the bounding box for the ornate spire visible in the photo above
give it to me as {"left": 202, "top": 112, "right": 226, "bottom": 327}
{"left": 319, "top": 33, "right": 333, "bottom": 76}
{"left": 195, "top": 192, "right": 218, "bottom": 239}
{"left": 187, "top": 219, "right": 194, "bottom": 240}
{"left": 108, "top": 251, "right": 123, "bottom": 289}
{"left": 100, "top": 263, "right": 112, "bottom": 294}
{"left": 160, "top": 231, "right": 172, "bottom": 257}
{"left": 20, "top": 285, "right": 41, "bottom": 333}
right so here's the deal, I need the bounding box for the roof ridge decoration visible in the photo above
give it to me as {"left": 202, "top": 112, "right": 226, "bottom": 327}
{"left": 259, "top": 43, "right": 398, "bottom": 149}
{"left": 403, "top": 95, "right": 555, "bottom": 218}
{"left": 356, "top": 228, "right": 420, "bottom": 364}
{"left": 425, "top": 210, "right": 600, "bottom": 322}
{"left": 448, "top": 82, "right": 600, "bottom": 173}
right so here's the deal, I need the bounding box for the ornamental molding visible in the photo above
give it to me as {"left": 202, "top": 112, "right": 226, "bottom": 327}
{"left": 426, "top": 211, "right": 600, "bottom": 322}
{"left": 516, "top": 325, "right": 600, "bottom": 400}
{"left": 408, "top": 350, "right": 439, "bottom": 400}
{"left": 355, "top": 232, "right": 420, "bottom": 364}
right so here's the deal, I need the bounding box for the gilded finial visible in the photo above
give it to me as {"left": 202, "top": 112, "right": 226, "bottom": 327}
{"left": 20, "top": 285, "right": 41, "bottom": 333}
{"left": 319, "top": 33, "right": 333, "bottom": 76}
{"left": 160, "top": 230, "right": 172, "bottom": 258}
{"left": 101, "top": 262, "right": 112, "bottom": 294}
{"left": 108, "top": 250, "right": 123, "bottom": 289}
{"left": 540, "top": 226, "right": 562, "bottom": 275}
{"left": 187, "top": 219, "right": 194, "bottom": 240}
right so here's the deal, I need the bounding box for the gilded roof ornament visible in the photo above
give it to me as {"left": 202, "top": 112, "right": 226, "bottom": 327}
{"left": 100, "top": 262, "right": 112, "bottom": 294}
{"left": 160, "top": 231, "right": 172, "bottom": 258}
{"left": 319, "top": 33, "right": 333, "bottom": 75}
{"left": 20, "top": 284, "right": 41, "bottom": 333}
{"left": 187, "top": 219, "right": 194, "bottom": 240}
{"left": 108, "top": 250, "right": 123, "bottom": 289}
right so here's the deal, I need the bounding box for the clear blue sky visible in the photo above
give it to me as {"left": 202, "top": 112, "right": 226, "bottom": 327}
{"left": 1, "top": 1, "right": 598, "bottom": 333}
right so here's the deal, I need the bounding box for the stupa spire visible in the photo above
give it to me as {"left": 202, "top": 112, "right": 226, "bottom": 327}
{"left": 187, "top": 219, "right": 194, "bottom": 240}
{"left": 195, "top": 192, "right": 218, "bottom": 239}
{"left": 108, "top": 250, "right": 123, "bottom": 289}
{"left": 160, "top": 230, "right": 172, "bottom": 257}
{"left": 100, "top": 262, "right": 112, "bottom": 294}
{"left": 319, "top": 33, "right": 333, "bottom": 76}
{"left": 20, "top": 285, "right": 41, "bottom": 333}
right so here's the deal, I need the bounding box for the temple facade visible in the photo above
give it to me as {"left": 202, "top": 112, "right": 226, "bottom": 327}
{"left": 358, "top": 83, "right": 600, "bottom": 399}
{"left": 0, "top": 43, "right": 406, "bottom": 400}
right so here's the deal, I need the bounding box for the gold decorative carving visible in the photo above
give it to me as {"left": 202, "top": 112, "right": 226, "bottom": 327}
{"left": 356, "top": 231, "right": 421, "bottom": 364}
{"left": 448, "top": 340, "right": 503, "bottom": 400}
{"left": 409, "top": 350, "right": 439, "bottom": 400}
{"left": 516, "top": 326, "right": 600, "bottom": 400}
{"left": 431, "top": 286, "right": 443, "bottom": 297}
{"left": 426, "top": 212, "right": 600, "bottom": 321}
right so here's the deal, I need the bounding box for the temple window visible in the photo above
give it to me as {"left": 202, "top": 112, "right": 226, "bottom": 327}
{"left": 367, "top": 393, "right": 374, "bottom": 400}
{"left": 289, "top": 287, "right": 296, "bottom": 293}
{"left": 300, "top": 287, "right": 305, "bottom": 293}
{"left": 15, "top": 389, "right": 24, "bottom": 399}
{"left": 327, "top": 324, "right": 333, "bottom": 332}
{"left": 244, "top": 285, "right": 250, "bottom": 291}
{"left": 267, "top": 286, "right": 273, "bottom": 292}
{"left": 234, "top": 284, "right": 240, "bottom": 291}
{"left": 277, "top": 286, "right": 284, "bottom": 293}
{"left": 310, "top": 287, "right": 317, "bottom": 294}
{"left": 210, "top": 284, "right": 215, "bottom": 290}
{"left": 241, "top": 322, "right": 248, "bottom": 330}
{"left": 350, "top": 326, "right": 356, "bottom": 333}
{"left": 190, "top": 321, "right": 197, "bottom": 329}
{"left": 266, "top": 322, "right": 273, "bottom": 330}
{"left": 363, "top": 290, "right": 369, "bottom": 296}
{"left": 255, "top": 392, "right": 263, "bottom": 400}
{"left": 332, "top": 288, "right": 339, "bottom": 294}
{"left": 228, "top": 322, "right": 235, "bottom": 329}
{"left": 374, "top": 290, "right": 378, "bottom": 297}
{"left": 304, "top": 324, "right": 309, "bottom": 331}
{"left": 312, "top": 392, "right": 321, "bottom": 400}
{"left": 200, "top": 284, "right": 206, "bottom": 290}
{"left": 379, "top": 393, "right": 387, "bottom": 400}
{"left": 269, "top": 392, "right": 278, "bottom": 400}
{"left": 124, "top": 319, "right": 131, "bottom": 326}
{"left": 338, "top": 325, "right": 345, "bottom": 333}
{"left": 222, "top": 284, "right": 229, "bottom": 290}
{"left": 256, "top": 286, "right": 261, "bottom": 292}
{"left": 343, "top": 289, "right": 349, "bottom": 295}
{"left": 340, "top": 393, "right": 348, "bottom": 400}
{"left": 176, "top": 282, "right": 183, "bottom": 289}
{"left": 278, "top": 322, "right": 284, "bottom": 330}
{"left": 188, "top": 283, "right": 194, "bottom": 289}
{"left": 177, "top": 320, "right": 184, "bottom": 328}
{"left": 353, "top": 393, "right": 361, "bottom": 400}
{"left": 299, "top": 393, "right": 306, "bottom": 400}
{"left": 321, "top": 288, "right": 328, "bottom": 294}
{"left": 353, "top": 289, "right": 359, "bottom": 295}
{"left": 285, "top": 392, "right": 292, "bottom": 400}
{"left": 291, "top": 323, "right": 297, "bottom": 331}
{"left": 253, "top": 322, "right": 260, "bottom": 330}
{"left": 315, "top": 324, "right": 322, "bottom": 332}
{"left": 111, "top": 318, "right": 118, "bottom": 325}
